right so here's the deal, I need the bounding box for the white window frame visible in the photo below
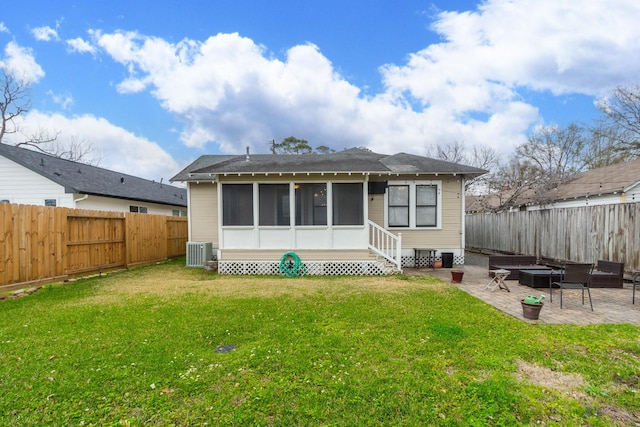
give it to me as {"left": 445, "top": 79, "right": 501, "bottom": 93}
{"left": 385, "top": 180, "right": 442, "bottom": 229}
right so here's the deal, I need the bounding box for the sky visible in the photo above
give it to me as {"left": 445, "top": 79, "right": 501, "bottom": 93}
{"left": 1, "top": 0, "right": 640, "bottom": 183}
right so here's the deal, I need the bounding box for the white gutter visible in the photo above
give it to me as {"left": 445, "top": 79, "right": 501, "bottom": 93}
{"left": 460, "top": 178, "right": 466, "bottom": 252}
{"left": 73, "top": 194, "right": 89, "bottom": 207}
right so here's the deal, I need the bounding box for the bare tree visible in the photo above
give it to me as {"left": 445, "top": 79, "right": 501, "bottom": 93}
{"left": 481, "top": 158, "right": 540, "bottom": 212}
{"left": 584, "top": 120, "right": 627, "bottom": 168}
{"left": 516, "top": 123, "right": 586, "bottom": 184}
{"left": 429, "top": 140, "right": 499, "bottom": 194}
{"left": 1, "top": 70, "right": 98, "bottom": 163}
{"left": 1, "top": 70, "right": 34, "bottom": 143}
{"left": 595, "top": 84, "right": 640, "bottom": 158}
{"left": 19, "top": 134, "right": 97, "bottom": 164}
{"left": 476, "top": 124, "right": 588, "bottom": 212}
{"left": 433, "top": 140, "right": 467, "bottom": 164}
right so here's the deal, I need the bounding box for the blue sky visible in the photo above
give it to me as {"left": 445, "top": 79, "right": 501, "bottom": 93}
{"left": 2, "top": 0, "right": 640, "bottom": 182}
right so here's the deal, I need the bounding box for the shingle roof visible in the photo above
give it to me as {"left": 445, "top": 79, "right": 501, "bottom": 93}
{"left": 0, "top": 143, "right": 187, "bottom": 207}
{"left": 548, "top": 158, "right": 640, "bottom": 200}
{"left": 171, "top": 148, "right": 487, "bottom": 181}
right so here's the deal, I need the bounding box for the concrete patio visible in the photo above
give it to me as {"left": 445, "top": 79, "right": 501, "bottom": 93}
{"left": 409, "top": 257, "right": 640, "bottom": 325}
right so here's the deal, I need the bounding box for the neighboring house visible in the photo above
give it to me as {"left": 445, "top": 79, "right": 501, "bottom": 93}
{"left": 467, "top": 158, "right": 640, "bottom": 213}
{"left": 526, "top": 158, "right": 640, "bottom": 210}
{"left": 0, "top": 143, "right": 187, "bottom": 216}
{"left": 171, "top": 148, "right": 486, "bottom": 274}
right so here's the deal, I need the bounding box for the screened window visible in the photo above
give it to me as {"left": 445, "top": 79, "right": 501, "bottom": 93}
{"left": 259, "top": 184, "right": 290, "bottom": 226}
{"left": 416, "top": 185, "right": 437, "bottom": 227}
{"left": 388, "top": 185, "right": 409, "bottom": 227}
{"left": 332, "top": 183, "right": 363, "bottom": 225}
{"left": 295, "top": 183, "right": 327, "bottom": 225}
{"left": 222, "top": 184, "right": 253, "bottom": 226}
{"left": 45, "top": 199, "right": 57, "bottom": 207}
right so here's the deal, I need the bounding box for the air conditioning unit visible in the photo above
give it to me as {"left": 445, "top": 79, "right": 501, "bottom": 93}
{"left": 186, "top": 242, "right": 213, "bottom": 267}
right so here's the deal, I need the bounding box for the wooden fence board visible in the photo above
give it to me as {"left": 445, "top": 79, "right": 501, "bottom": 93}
{"left": 0, "top": 203, "right": 188, "bottom": 288}
{"left": 466, "top": 202, "right": 640, "bottom": 272}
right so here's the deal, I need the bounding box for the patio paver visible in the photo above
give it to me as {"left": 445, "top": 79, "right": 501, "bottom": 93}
{"left": 409, "top": 264, "right": 640, "bottom": 324}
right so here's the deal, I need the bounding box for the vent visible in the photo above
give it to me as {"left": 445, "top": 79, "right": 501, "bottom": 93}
{"left": 186, "top": 242, "right": 213, "bottom": 267}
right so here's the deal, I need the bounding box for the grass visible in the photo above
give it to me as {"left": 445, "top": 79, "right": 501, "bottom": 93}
{"left": 1, "top": 259, "right": 639, "bottom": 426}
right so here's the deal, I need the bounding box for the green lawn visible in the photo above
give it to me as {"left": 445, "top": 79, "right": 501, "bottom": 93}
{"left": 1, "top": 259, "right": 638, "bottom": 426}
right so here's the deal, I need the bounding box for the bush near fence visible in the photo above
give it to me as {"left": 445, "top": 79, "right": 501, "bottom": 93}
{"left": 0, "top": 203, "right": 188, "bottom": 289}
{"left": 465, "top": 202, "right": 640, "bottom": 273}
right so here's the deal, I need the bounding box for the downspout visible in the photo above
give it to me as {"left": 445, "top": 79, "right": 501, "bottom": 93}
{"left": 187, "top": 183, "right": 193, "bottom": 241}
{"left": 460, "top": 177, "right": 466, "bottom": 255}
{"left": 74, "top": 194, "right": 89, "bottom": 207}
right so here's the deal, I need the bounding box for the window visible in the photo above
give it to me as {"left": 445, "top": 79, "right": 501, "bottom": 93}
{"left": 129, "top": 205, "right": 148, "bottom": 213}
{"left": 387, "top": 182, "right": 441, "bottom": 228}
{"left": 416, "top": 185, "right": 437, "bottom": 227}
{"left": 332, "top": 183, "right": 363, "bottom": 225}
{"left": 172, "top": 210, "right": 187, "bottom": 217}
{"left": 259, "top": 184, "right": 290, "bottom": 226}
{"left": 388, "top": 185, "right": 409, "bottom": 227}
{"left": 222, "top": 184, "right": 253, "bottom": 226}
{"left": 295, "top": 183, "right": 327, "bottom": 225}
{"left": 45, "top": 199, "right": 57, "bottom": 207}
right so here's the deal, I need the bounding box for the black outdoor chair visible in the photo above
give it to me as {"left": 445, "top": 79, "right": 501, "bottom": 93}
{"left": 551, "top": 263, "right": 594, "bottom": 310}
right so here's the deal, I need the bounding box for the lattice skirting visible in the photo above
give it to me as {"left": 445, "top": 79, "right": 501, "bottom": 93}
{"left": 219, "top": 260, "right": 399, "bottom": 276}
{"left": 402, "top": 254, "right": 465, "bottom": 268}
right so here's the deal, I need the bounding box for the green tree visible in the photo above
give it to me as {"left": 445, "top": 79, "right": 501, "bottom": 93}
{"left": 315, "top": 145, "right": 335, "bottom": 154}
{"left": 271, "top": 136, "right": 313, "bottom": 154}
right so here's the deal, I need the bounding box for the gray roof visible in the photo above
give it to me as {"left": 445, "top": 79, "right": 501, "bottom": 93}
{"left": 171, "top": 148, "right": 487, "bottom": 181}
{"left": 548, "top": 158, "right": 640, "bottom": 201}
{"left": 0, "top": 143, "right": 187, "bottom": 207}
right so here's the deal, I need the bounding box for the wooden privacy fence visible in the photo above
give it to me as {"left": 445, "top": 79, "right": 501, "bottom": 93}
{"left": 465, "top": 202, "right": 640, "bottom": 272}
{"left": 0, "top": 203, "right": 188, "bottom": 288}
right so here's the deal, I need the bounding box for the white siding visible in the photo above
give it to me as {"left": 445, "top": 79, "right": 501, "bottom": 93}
{"left": 0, "top": 156, "right": 72, "bottom": 206}
{"left": 188, "top": 182, "right": 218, "bottom": 245}
{"left": 76, "top": 195, "right": 185, "bottom": 216}
{"left": 0, "top": 155, "right": 186, "bottom": 215}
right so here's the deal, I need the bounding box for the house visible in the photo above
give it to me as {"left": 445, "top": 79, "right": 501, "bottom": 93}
{"left": 0, "top": 143, "right": 187, "bottom": 216}
{"left": 171, "top": 148, "right": 486, "bottom": 274}
{"left": 526, "top": 158, "right": 640, "bottom": 210}
{"left": 467, "top": 158, "right": 640, "bottom": 213}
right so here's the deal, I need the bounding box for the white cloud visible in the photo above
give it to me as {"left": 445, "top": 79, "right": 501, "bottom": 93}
{"left": 0, "top": 22, "right": 8, "bottom": 34}
{"left": 383, "top": 0, "right": 640, "bottom": 101}
{"left": 32, "top": 26, "right": 59, "bottom": 42}
{"left": 47, "top": 90, "right": 74, "bottom": 109}
{"left": 84, "top": 0, "right": 640, "bottom": 159}
{"left": 9, "top": 111, "right": 182, "bottom": 181}
{"left": 66, "top": 37, "right": 97, "bottom": 55}
{"left": 0, "top": 41, "right": 45, "bottom": 84}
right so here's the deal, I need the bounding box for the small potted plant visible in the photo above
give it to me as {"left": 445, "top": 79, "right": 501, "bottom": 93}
{"left": 521, "top": 295, "right": 545, "bottom": 319}
{"left": 451, "top": 269, "right": 464, "bottom": 283}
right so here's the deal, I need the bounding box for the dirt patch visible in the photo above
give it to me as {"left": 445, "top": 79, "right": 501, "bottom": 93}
{"left": 515, "top": 359, "right": 585, "bottom": 395}
{"left": 515, "top": 360, "right": 640, "bottom": 425}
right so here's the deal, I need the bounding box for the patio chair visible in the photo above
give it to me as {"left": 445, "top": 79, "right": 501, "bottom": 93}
{"left": 551, "top": 263, "right": 594, "bottom": 310}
